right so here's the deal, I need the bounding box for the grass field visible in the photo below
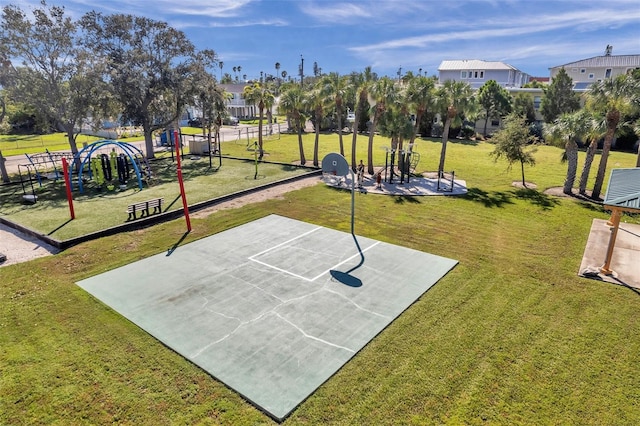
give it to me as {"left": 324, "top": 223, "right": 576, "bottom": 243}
{"left": 1, "top": 132, "right": 640, "bottom": 425}
{"left": 0, "top": 155, "right": 311, "bottom": 240}
{"left": 0, "top": 133, "right": 107, "bottom": 157}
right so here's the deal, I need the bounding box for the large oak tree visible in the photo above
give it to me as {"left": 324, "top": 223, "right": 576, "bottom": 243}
{"left": 80, "top": 11, "right": 216, "bottom": 159}
{"left": 0, "top": 2, "right": 108, "bottom": 155}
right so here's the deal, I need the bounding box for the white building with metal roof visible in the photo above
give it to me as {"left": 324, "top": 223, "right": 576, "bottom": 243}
{"left": 550, "top": 46, "right": 640, "bottom": 89}
{"left": 437, "top": 60, "right": 530, "bottom": 89}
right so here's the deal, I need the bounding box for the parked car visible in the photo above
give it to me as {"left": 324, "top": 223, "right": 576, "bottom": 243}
{"left": 188, "top": 118, "right": 202, "bottom": 127}
{"left": 223, "top": 116, "right": 239, "bottom": 126}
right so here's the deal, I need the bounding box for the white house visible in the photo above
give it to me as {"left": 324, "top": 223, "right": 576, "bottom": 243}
{"left": 438, "top": 60, "right": 530, "bottom": 89}
{"left": 219, "top": 83, "right": 256, "bottom": 119}
{"left": 550, "top": 46, "right": 640, "bottom": 90}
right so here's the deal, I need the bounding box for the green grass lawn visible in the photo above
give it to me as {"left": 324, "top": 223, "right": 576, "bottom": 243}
{"left": 1, "top": 133, "right": 640, "bottom": 424}
{"left": 0, "top": 133, "right": 113, "bottom": 157}
{"left": 0, "top": 156, "right": 311, "bottom": 240}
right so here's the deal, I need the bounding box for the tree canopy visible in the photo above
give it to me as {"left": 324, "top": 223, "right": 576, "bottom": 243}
{"left": 490, "top": 113, "right": 537, "bottom": 186}
{"left": 477, "top": 79, "right": 512, "bottom": 136}
{"left": 80, "top": 11, "right": 217, "bottom": 158}
{"left": 0, "top": 2, "right": 107, "bottom": 154}
{"left": 540, "top": 68, "right": 581, "bottom": 123}
{"left": 586, "top": 73, "right": 640, "bottom": 199}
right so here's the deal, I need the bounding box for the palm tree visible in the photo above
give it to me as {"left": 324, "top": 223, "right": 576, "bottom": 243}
{"left": 578, "top": 111, "right": 606, "bottom": 195}
{"left": 279, "top": 85, "right": 306, "bottom": 165}
{"left": 366, "top": 76, "right": 397, "bottom": 174}
{"left": 404, "top": 74, "right": 436, "bottom": 149}
{"left": 306, "top": 86, "right": 324, "bottom": 167}
{"left": 377, "top": 102, "right": 414, "bottom": 177}
{"left": 544, "top": 111, "right": 587, "bottom": 195}
{"left": 319, "top": 72, "right": 349, "bottom": 157}
{"left": 218, "top": 61, "right": 224, "bottom": 80}
{"left": 275, "top": 62, "right": 281, "bottom": 93}
{"left": 435, "top": 80, "right": 475, "bottom": 174}
{"left": 348, "top": 67, "right": 376, "bottom": 171}
{"left": 587, "top": 74, "right": 640, "bottom": 199}
{"left": 242, "top": 81, "right": 274, "bottom": 160}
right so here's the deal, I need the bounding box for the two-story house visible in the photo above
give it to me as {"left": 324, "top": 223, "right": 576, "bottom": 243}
{"left": 220, "top": 83, "right": 255, "bottom": 119}
{"left": 437, "top": 60, "right": 530, "bottom": 89}
{"left": 550, "top": 46, "right": 640, "bottom": 90}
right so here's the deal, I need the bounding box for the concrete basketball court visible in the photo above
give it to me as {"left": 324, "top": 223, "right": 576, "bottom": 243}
{"left": 77, "top": 214, "right": 457, "bottom": 421}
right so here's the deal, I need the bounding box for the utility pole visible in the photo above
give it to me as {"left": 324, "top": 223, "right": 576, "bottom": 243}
{"left": 299, "top": 54, "right": 304, "bottom": 87}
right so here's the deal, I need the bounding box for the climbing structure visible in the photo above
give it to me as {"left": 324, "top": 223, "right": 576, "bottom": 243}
{"left": 70, "top": 140, "right": 152, "bottom": 193}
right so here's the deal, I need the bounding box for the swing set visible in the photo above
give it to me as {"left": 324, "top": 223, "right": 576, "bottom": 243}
{"left": 17, "top": 149, "right": 74, "bottom": 203}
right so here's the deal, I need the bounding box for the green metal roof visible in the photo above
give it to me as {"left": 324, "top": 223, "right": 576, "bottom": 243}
{"left": 603, "top": 168, "right": 640, "bottom": 210}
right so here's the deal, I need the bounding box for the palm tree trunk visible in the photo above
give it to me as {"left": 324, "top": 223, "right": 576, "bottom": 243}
{"left": 438, "top": 118, "right": 452, "bottom": 174}
{"left": 0, "top": 150, "right": 9, "bottom": 183}
{"left": 313, "top": 112, "right": 320, "bottom": 167}
{"left": 297, "top": 116, "right": 306, "bottom": 165}
{"left": 579, "top": 140, "right": 598, "bottom": 194}
{"left": 351, "top": 109, "right": 359, "bottom": 171}
{"left": 591, "top": 126, "right": 616, "bottom": 199}
{"left": 258, "top": 106, "right": 264, "bottom": 160}
{"left": 563, "top": 139, "right": 579, "bottom": 194}
{"left": 367, "top": 117, "right": 377, "bottom": 175}
{"left": 409, "top": 113, "right": 422, "bottom": 152}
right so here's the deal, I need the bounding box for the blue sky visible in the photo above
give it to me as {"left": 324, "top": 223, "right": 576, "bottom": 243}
{"left": 3, "top": 0, "right": 640, "bottom": 81}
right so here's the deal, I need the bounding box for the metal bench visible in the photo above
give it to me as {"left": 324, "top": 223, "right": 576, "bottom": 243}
{"left": 126, "top": 197, "right": 164, "bottom": 220}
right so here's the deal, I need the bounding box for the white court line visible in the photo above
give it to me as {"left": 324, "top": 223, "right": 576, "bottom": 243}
{"left": 309, "top": 241, "right": 381, "bottom": 282}
{"left": 248, "top": 226, "right": 381, "bottom": 282}
{"left": 248, "top": 226, "right": 322, "bottom": 260}
{"left": 250, "top": 258, "right": 315, "bottom": 282}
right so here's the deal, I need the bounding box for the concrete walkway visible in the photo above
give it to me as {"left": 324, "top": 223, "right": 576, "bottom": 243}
{"left": 323, "top": 171, "right": 468, "bottom": 196}
{"left": 579, "top": 219, "right": 640, "bottom": 289}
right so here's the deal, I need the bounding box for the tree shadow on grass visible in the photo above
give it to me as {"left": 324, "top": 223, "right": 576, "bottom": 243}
{"left": 512, "top": 188, "right": 560, "bottom": 211}
{"left": 578, "top": 201, "right": 606, "bottom": 214}
{"left": 279, "top": 164, "right": 299, "bottom": 172}
{"left": 462, "top": 187, "right": 514, "bottom": 208}
{"left": 418, "top": 136, "right": 480, "bottom": 146}
{"left": 448, "top": 138, "right": 480, "bottom": 146}
{"left": 393, "top": 195, "right": 422, "bottom": 205}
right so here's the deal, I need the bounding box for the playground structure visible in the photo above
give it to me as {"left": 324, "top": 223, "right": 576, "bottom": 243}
{"left": 71, "top": 140, "right": 152, "bottom": 193}
{"left": 381, "top": 146, "right": 421, "bottom": 184}
{"left": 17, "top": 149, "right": 74, "bottom": 203}
{"left": 437, "top": 170, "right": 456, "bottom": 192}
{"left": 24, "top": 149, "right": 74, "bottom": 184}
